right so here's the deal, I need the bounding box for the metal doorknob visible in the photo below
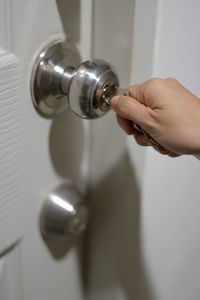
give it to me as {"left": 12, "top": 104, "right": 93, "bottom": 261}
{"left": 40, "top": 182, "right": 89, "bottom": 239}
{"left": 31, "top": 39, "right": 119, "bottom": 118}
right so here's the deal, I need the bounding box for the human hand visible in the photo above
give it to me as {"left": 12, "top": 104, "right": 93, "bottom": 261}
{"left": 111, "top": 78, "right": 200, "bottom": 156}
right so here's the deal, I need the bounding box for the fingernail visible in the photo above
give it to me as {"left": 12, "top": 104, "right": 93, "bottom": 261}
{"left": 111, "top": 96, "right": 120, "bottom": 108}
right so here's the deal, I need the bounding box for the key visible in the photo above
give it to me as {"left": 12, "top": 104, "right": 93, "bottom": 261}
{"left": 102, "top": 86, "right": 129, "bottom": 105}
{"left": 111, "top": 87, "right": 129, "bottom": 97}
{"left": 102, "top": 85, "right": 168, "bottom": 154}
{"left": 107, "top": 86, "right": 143, "bottom": 133}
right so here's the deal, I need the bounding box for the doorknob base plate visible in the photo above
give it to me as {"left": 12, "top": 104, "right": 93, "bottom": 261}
{"left": 30, "top": 39, "right": 81, "bottom": 118}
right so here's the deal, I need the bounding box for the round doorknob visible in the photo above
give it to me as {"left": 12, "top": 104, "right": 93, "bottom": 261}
{"left": 30, "top": 39, "right": 119, "bottom": 119}
{"left": 40, "top": 182, "right": 89, "bottom": 240}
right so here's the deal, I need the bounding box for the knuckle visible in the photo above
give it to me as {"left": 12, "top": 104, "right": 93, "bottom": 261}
{"left": 146, "top": 78, "right": 164, "bottom": 89}
{"left": 144, "top": 78, "right": 164, "bottom": 96}
{"left": 143, "top": 120, "right": 155, "bottom": 133}
{"left": 142, "top": 111, "right": 157, "bottom": 132}
{"left": 166, "top": 77, "right": 177, "bottom": 83}
{"left": 144, "top": 78, "right": 165, "bottom": 97}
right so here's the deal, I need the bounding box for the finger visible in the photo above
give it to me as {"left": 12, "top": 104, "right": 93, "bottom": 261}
{"left": 111, "top": 95, "right": 152, "bottom": 128}
{"left": 116, "top": 115, "right": 135, "bottom": 135}
{"left": 128, "top": 83, "right": 147, "bottom": 104}
{"left": 128, "top": 78, "right": 166, "bottom": 108}
{"left": 151, "top": 144, "right": 170, "bottom": 155}
{"left": 117, "top": 114, "right": 151, "bottom": 146}
{"left": 128, "top": 79, "right": 162, "bottom": 103}
{"left": 132, "top": 130, "right": 152, "bottom": 146}
{"left": 168, "top": 152, "right": 180, "bottom": 157}
{"left": 150, "top": 144, "right": 180, "bottom": 157}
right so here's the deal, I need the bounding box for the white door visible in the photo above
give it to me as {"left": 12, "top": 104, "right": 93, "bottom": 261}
{"left": 0, "top": 0, "right": 93, "bottom": 299}
{"left": 2, "top": 1, "right": 200, "bottom": 300}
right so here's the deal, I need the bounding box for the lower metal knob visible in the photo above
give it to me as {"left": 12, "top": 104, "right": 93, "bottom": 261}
{"left": 40, "top": 182, "right": 89, "bottom": 240}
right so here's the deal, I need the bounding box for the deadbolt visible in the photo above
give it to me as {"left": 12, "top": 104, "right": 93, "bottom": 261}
{"left": 31, "top": 39, "right": 119, "bottom": 119}
{"left": 40, "top": 182, "right": 89, "bottom": 240}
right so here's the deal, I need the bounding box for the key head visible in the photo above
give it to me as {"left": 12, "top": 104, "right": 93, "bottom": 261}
{"left": 69, "top": 59, "right": 119, "bottom": 119}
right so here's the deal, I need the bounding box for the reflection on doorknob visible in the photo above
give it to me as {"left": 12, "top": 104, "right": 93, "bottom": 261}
{"left": 40, "top": 182, "right": 89, "bottom": 240}
{"left": 30, "top": 39, "right": 119, "bottom": 118}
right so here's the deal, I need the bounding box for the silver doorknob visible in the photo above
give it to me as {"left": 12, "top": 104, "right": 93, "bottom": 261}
{"left": 40, "top": 182, "right": 89, "bottom": 239}
{"left": 31, "top": 39, "right": 119, "bottom": 119}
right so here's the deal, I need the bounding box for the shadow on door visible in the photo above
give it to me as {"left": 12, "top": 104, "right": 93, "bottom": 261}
{"left": 84, "top": 151, "right": 155, "bottom": 300}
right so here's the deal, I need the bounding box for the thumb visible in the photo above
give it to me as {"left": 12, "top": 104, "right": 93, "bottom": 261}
{"left": 111, "top": 95, "right": 151, "bottom": 128}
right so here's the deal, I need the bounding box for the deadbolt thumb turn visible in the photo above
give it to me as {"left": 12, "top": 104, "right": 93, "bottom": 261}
{"left": 31, "top": 39, "right": 119, "bottom": 119}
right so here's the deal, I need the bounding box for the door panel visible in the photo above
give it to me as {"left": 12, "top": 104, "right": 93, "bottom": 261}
{"left": 0, "top": 52, "right": 22, "bottom": 254}
{"left": 0, "top": 245, "right": 23, "bottom": 300}
{"left": 17, "top": 1, "right": 91, "bottom": 299}
{"left": 0, "top": 0, "right": 93, "bottom": 299}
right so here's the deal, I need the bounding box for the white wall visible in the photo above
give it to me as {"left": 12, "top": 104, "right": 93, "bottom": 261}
{"left": 128, "top": 0, "right": 200, "bottom": 299}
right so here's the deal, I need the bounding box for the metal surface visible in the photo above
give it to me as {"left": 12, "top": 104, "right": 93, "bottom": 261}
{"left": 31, "top": 39, "right": 81, "bottom": 117}
{"left": 40, "top": 182, "right": 89, "bottom": 239}
{"left": 69, "top": 60, "right": 119, "bottom": 118}
{"left": 31, "top": 40, "right": 119, "bottom": 118}
{"left": 112, "top": 87, "right": 129, "bottom": 97}
{"left": 102, "top": 86, "right": 130, "bottom": 106}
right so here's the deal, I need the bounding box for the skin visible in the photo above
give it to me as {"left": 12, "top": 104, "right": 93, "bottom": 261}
{"left": 111, "top": 78, "right": 200, "bottom": 157}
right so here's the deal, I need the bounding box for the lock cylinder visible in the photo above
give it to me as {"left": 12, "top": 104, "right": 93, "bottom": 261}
{"left": 69, "top": 60, "right": 119, "bottom": 118}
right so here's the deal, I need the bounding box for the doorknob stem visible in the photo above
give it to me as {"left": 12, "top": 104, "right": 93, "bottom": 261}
{"left": 61, "top": 66, "right": 75, "bottom": 95}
